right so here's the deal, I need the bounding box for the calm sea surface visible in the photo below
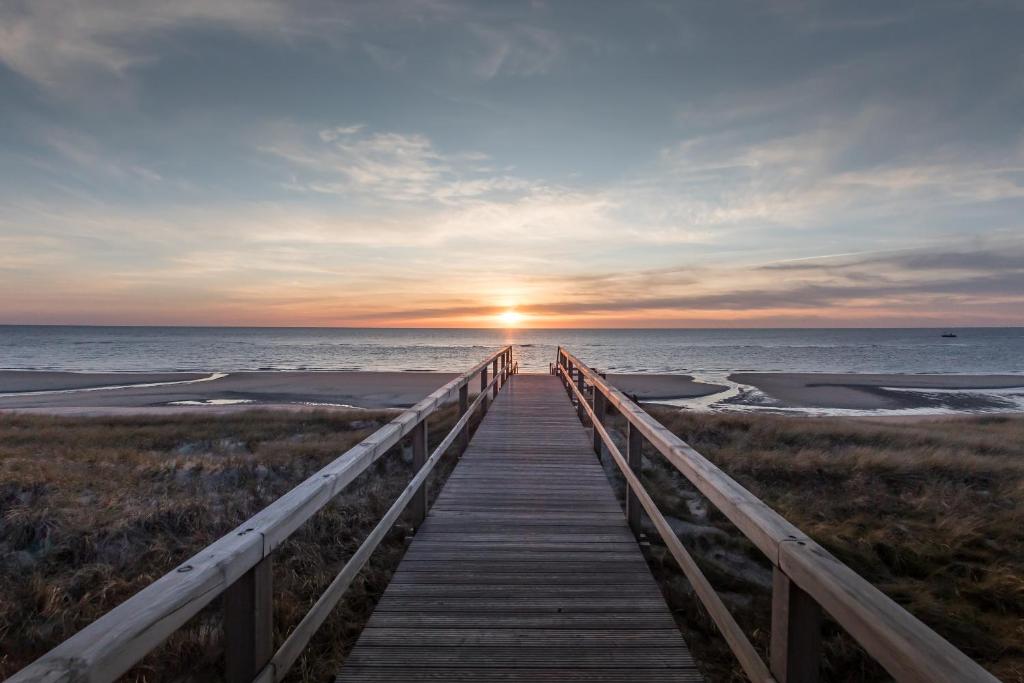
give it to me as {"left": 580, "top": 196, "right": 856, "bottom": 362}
{"left": 1, "top": 326, "right": 1022, "bottom": 376}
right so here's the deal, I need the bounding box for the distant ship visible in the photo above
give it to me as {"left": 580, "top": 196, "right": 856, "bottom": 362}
{"left": 941, "top": 332, "right": 957, "bottom": 338}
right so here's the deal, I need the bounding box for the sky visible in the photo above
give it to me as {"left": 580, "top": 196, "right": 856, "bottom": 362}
{"left": 1, "top": 0, "right": 1023, "bottom": 328}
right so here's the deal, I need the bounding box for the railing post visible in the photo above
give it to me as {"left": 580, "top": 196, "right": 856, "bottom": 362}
{"left": 458, "top": 384, "right": 469, "bottom": 452}
{"left": 592, "top": 390, "right": 606, "bottom": 457}
{"left": 575, "top": 367, "right": 587, "bottom": 423}
{"left": 410, "top": 419, "right": 428, "bottom": 527}
{"left": 771, "top": 567, "right": 822, "bottom": 683}
{"left": 626, "top": 421, "right": 644, "bottom": 537}
{"left": 492, "top": 358, "right": 499, "bottom": 398}
{"left": 224, "top": 555, "right": 273, "bottom": 683}
{"left": 481, "top": 365, "right": 489, "bottom": 412}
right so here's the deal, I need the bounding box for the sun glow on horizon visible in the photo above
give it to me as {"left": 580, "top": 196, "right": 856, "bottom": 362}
{"left": 498, "top": 309, "right": 524, "bottom": 327}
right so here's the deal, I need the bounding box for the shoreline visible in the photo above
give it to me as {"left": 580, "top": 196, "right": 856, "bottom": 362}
{"left": 1, "top": 369, "right": 1023, "bottom": 416}
{"left": 727, "top": 372, "right": 1024, "bottom": 411}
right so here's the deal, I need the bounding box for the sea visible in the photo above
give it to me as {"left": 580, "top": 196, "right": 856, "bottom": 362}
{"left": 2, "top": 326, "right": 1023, "bottom": 416}
{"left": 2, "top": 325, "right": 1022, "bottom": 375}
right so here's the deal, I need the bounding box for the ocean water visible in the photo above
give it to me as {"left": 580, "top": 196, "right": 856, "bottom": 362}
{"left": 1, "top": 326, "right": 1022, "bottom": 376}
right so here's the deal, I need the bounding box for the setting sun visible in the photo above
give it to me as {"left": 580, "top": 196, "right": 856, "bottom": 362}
{"left": 498, "top": 309, "right": 523, "bottom": 327}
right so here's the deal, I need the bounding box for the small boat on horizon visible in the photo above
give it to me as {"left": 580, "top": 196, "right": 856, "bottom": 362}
{"left": 941, "top": 332, "right": 957, "bottom": 338}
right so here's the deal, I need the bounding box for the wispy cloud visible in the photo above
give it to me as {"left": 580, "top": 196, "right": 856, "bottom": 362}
{"left": 0, "top": 0, "right": 292, "bottom": 92}
{"left": 467, "top": 23, "right": 562, "bottom": 79}
{"left": 261, "top": 123, "right": 537, "bottom": 204}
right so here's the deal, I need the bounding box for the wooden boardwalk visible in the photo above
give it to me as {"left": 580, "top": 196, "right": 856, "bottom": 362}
{"left": 337, "top": 373, "right": 700, "bottom": 682}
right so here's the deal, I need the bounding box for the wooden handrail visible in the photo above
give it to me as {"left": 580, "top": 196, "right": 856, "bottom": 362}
{"left": 9, "top": 347, "right": 515, "bottom": 683}
{"left": 556, "top": 347, "right": 1000, "bottom": 683}
{"left": 558, "top": 363, "right": 775, "bottom": 683}
{"left": 255, "top": 362, "right": 513, "bottom": 682}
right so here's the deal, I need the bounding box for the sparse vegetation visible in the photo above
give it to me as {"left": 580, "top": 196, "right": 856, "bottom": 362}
{"left": 612, "top": 409, "right": 1024, "bottom": 683}
{"left": 0, "top": 407, "right": 467, "bottom": 681}
{"left": 4, "top": 408, "right": 1022, "bottom": 682}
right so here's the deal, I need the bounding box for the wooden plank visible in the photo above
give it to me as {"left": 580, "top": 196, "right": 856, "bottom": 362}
{"left": 363, "top": 613, "right": 681, "bottom": 629}
{"left": 410, "top": 420, "right": 428, "bottom": 527}
{"left": 343, "top": 646, "right": 695, "bottom": 667}
{"left": 626, "top": 421, "right": 644, "bottom": 536}
{"left": 337, "top": 374, "right": 700, "bottom": 683}
{"left": 356, "top": 628, "right": 687, "bottom": 646}
{"left": 339, "top": 668, "right": 703, "bottom": 682}
{"left": 771, "top": 567, "right": 822, "bottom": 683}
{"left": 224, "top": 555, "right": 273, "bottom": 683}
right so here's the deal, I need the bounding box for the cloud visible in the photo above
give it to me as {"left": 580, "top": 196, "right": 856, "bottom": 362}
{"left": 261, "top": 123, "right": 548, "bottom": 206}
{"left": 0, "top": 0, "right": 292, "bottom": 92}
{"left": 37, "top": 127, "right": 162, "bottom": 182}
{"left": 467, "top": 23, "right": 562, "bottom": 79}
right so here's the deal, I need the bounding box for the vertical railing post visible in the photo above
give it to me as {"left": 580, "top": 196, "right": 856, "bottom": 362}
{"left": 410, "top": 419, "right": 428, "bottom": 527}
{"left": 224, "top": 555, "right": 273, "bottom": 683}
{"left": 626, "top": 421, "right": 644, "bottom": 537}
{"left": 458, "top": 384, "right": 469, "bottom": 452}
{"left": 481, "top": 365, "right": 489, "bottom": 413}
{"left": 771, "top": 567, "right": 822, "bottom": 683}
{"left": 575, "top": 366, "right": 587, "bottom": 423}
{"left": 492, "top": 358, "right": 499, "bottom": 398}
{"left": 592, "top": 390, "right": 606, "bottom": 457}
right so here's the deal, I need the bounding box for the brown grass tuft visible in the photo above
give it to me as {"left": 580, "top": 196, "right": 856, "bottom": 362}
{"left": 0, "top": 407, "right": 468, "bottom": 681}
{"left": 616, "top": 409, "right": 1024, "bottom": 683}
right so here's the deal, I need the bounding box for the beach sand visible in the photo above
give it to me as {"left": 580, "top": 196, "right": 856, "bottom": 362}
{"left": 607, "top": 373, "right": 727, "bottom": 399}
{"left": 0, "top": 371, "right": 460, "bottom": 411}
{"left": 0, "top": 371, "right": 210, "bottom": 392}
{"left": 730, "top": 372, "right": 1024, "bottom": 410}
{"left": 3, "top": 370, "right": 1023, "bottom": 414}
{"left": 0, "top": 370, "right": 726, "bottom": 414}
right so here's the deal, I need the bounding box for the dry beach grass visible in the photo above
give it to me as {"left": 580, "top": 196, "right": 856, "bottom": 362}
{"left": 2, "top": 408, "right": 1022, "bottom": 681}
{"left": 623, "top": 409, "right": 1024, "bottom": 682}
{"left": 0, "top": 408, "right": 467, "bottom": 681}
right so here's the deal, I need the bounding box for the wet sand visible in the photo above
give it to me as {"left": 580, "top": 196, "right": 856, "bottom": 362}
{"left": 0, "top": 371, "right": 460, "bottom": 411}
{"left": 729, "top": 373, "right": 1024, "bottom": 410}
{"left": 607, "top": 374, "right": 727, "bottom": 399}
{"left": 0, "top": 370, "right": 726, "bottom": 414}
{"left": 0, "top": 371, "right": 210, "bottom": 393}
{"left": 3, "top": 370, "right": 1022, "bottom": 414}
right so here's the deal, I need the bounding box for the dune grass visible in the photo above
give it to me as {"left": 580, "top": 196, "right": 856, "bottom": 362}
{"left": 622, "top": 409, "right": 1024, "bottom": 683}
{"left": 4, "top": 407, "right": 1022, "bottom": 682}
{"left": 0, "top": 407, "right": 467, "bottom": 681}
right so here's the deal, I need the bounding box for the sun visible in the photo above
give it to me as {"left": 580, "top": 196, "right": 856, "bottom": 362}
{"left": 497, "top": 309, "right": 523, "bottom": 327}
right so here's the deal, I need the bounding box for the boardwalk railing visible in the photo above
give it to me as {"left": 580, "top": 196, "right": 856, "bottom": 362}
{"left": 555, "top": 347, "right": 999, "bottom": 683}
{"left": 10, "top": 347, "right": 517, "bottom": 683}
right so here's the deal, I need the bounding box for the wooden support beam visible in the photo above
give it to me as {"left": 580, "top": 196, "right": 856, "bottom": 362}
{"left": 458, "top": 384, "right": 469, "bottom": 452}
{"left": 224, "top": 555, "right": 273, "bottom": 683}
{"left": 626, "top": 421, "right": 644, "bottom": 537}
{"left": 492, "top": 359, "right": 499, "bottom": 398}
{"left": 410, "top": 420, "right": 428, "bottom": 527}
{"left": 592, "top": 391, "right": 606, "bottom": 457}
{"left": 575, "top": 367, "right": 587, "bottom": 423}
{"left": 480, "top": 366, "right": 489, "bottom": 412}
{"left": 771, "top": 566, "right": 822, "bottom": 683}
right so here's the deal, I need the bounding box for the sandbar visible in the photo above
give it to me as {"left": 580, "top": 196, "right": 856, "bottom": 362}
{"left": 607, "top": 374, "right": 727, "bottom": 400}
{"left": 730, "top": 373, "right": 1024, "bottom": 410}
{"left": 0, "top": 371, "right": 459, "bottom": 411}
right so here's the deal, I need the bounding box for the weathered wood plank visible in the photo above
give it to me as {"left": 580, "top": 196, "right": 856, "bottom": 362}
{"left": 337, "top": 374, "right": 700, "bottom": 682}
